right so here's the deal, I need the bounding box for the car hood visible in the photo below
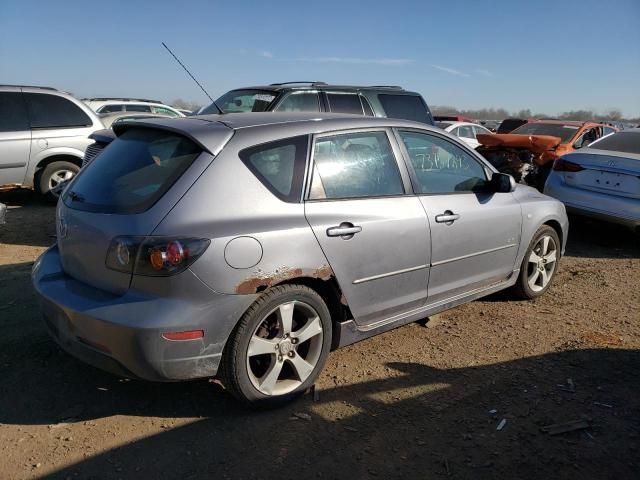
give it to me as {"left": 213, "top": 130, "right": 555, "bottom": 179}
{"left": 477, "top": 134, "right": 562, "bottom": 153}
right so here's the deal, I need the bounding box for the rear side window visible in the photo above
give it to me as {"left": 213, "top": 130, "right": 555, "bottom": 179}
{"left": 378, "top": 94, "right": 431, "bottom": 124}
{"left": 25, "top": 93, "right": 92, "bottom": 128}
{"left": 326, "top": 93, "right": 364, "bottom": 115}
{"left": 274, "top": 92, "right": 320, "bottom": 112}
{"left": 309, "top": 131, "right": 404, "bottom": 199}
{"left": 239, "top": 136, "right": 308, "bottom": 202}
{"left": 152, "top": 106, "right": 180, "bottom": 117}
{"left": 0, "top": 92, "right": 29, "bottom": 132}
{"left": 63, "top": 128, "right": 202, "bottom": 213}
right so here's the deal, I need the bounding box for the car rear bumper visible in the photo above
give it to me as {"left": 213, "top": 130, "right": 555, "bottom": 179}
{"left": 544, "top": 173, "right": 640, "bottom": 229}
{"left": 32, "top": 246, "right": 256, "bottom": 381}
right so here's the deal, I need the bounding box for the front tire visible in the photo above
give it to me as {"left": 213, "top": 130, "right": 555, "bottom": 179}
{"left": 38, "top": 161, "right": 79, "bottom": 203}
{"left": 512, "top": 225, "right": 561, "bottom": 299}
{"left": 220, "top": 284, "right": 332, "bottom": 407}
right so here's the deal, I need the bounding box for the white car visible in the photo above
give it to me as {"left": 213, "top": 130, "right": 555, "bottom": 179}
{"left": 82, "top": 98, "right": 185, "bottom": 117}
{"left": 436, "top": 121, "right": 493, "bottom": 149}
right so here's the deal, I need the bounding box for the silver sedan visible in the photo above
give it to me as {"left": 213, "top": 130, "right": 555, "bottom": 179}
{"left": 544, "top": 129, "right": 640, "bottom": 231}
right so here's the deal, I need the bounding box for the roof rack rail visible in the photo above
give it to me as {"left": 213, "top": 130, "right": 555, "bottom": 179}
{"left": 83, "top": 97, "right": 163, "bottom": 103}
{"left": 269, "top": 81, "right": 327, "bottom": 86}
{"left": 0, "top": 84, "right": 58, "bottom": 91}
{"left": 368, "top": 85, "right": 403, "bottom": 89}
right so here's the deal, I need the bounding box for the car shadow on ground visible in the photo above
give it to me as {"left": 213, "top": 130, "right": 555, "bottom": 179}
{"left": 564, "top": 215, "right": 639, "bottom": 259}
{"left": 0, "top": 189, "right": 56, "bottom": 248}
{"left": 0, "top": 322, "right": 638, "bottom": 480}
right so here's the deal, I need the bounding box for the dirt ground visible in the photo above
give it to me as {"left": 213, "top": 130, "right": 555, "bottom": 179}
{"left": 1, "top": 189, "right": 639, "bottom": 480}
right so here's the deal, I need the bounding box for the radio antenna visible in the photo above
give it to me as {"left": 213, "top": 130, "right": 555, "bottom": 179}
{"left": 161, "top": 42, "right": 222, "bottom": 114}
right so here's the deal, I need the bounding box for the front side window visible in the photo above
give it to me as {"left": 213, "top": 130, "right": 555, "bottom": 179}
{"left": 274, "top": 92, "right": 320, "bottom": 112}
{"left": 398, "top": 130, "right": 488, "bottom": 194}
{"left": 99, "top": 104, "right": 123, "bottom": 113}
{"left": 25, "top": 93, "right": 92, "bottom": 128}
{"left": 239, "top": 136, "right": 308, "bottom": 202}
{"left": 308, "top": 131, "right": 404, "bottom": 200}
{"left": 326, "top": 93, "right": 364, "bottom": 115}
{"left": 152, "top": 106, "right": 180, "bottom": 117}
{"left": 0, "top": 92, "right": 29, "bottom": 132}
{"left": 473, "top": 125, "right": 491, "bottom": 138}
{"left": 378, "top": 94, "right": 432, "bottom": 124}
{"left": 126, "top": 104, "right": 153, "bottom": 113}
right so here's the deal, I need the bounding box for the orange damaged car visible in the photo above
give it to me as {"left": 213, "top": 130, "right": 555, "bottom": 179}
{"left": 476, "top": 120, "right": 618, "bottom": 189}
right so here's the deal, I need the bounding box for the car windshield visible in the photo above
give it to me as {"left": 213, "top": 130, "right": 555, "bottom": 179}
{"left": 201, "top": 90, "right": 277, "bottom": 114}
{"left": 510, "top": 123, "right": 580, "bottom": 143}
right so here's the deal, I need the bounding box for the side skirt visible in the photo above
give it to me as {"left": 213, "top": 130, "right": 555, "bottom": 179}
{"left": 335, "top": 271, "right": 519, "bottom": 348}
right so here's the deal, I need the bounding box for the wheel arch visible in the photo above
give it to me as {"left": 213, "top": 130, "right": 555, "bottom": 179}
{"left": 543, "top": 219, "right": 564, "bottom": 252}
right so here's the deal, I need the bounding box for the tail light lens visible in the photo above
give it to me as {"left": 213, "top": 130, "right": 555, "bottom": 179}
{"left": 106, "top": 236, "right": 210, "bottom": 276}
{"left": 553, "top": 158, "right": 585, "bottom": 172}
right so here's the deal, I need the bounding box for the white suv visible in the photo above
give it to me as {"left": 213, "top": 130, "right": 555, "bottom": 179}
{"left": 0, "top": 85, "right": 104, "bottom": 200}
{"left": 83, "top": 98, "right": 185, "bottom": 117}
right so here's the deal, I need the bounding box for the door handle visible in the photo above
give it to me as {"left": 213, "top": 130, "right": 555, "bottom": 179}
{"left": 435, "top": 211, "right": 460, "bottom": 225}
{"left": 326, "top": 222, "right": 362, "bottom": 238}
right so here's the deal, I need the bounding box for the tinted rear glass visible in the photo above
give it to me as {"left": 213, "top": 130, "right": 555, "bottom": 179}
{"left": 590, "top": 131, "right": 640, "bottom": 155}
{"left": 63, "top": 128, "right": 202, "bottom": 214}
{"left": 0, "top": 92, "right": 29, "bottom": 132}
{"left": 25, "top": 93, "right": 92, "bottom": 128}
{"left": 378, "top": 94, "right": 432, "bottom": 124}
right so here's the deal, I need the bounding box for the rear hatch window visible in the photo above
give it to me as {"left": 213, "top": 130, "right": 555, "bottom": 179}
{"left": 63, "top": 127, "right": 202, "bottom": 214}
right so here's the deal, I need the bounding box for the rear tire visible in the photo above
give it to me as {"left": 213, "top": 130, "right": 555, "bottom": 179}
{"left": 220, "top": 284, "right": 332, "bottom": 407}
{"left": 512, "top": 225, "right": 561, "bottom": 299}
{"left": 38, "top": 161, "right": 79, "bottom": 203}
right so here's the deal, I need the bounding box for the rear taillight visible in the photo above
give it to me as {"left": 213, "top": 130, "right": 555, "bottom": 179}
{"left": 106, "top": 236, "right": 210, "bottom": 276}
{"left": 553, "top": 158, "right": 585, "bottom": 172}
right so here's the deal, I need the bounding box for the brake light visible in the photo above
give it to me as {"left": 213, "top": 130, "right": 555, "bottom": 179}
{"left": 106, "top": 236, "right": 210, "bottom": 276}
{"left": 553, "top": 158, "right": 584, "bottom": 172}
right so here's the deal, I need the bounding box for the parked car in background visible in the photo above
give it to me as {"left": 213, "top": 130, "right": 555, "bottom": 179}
{"left": 33, "top": 112, "right": 567, "bottom": 406}
{"left": 82, "top": 113, "right": 186, "bottom": 168}
{"left": 0, "top": 85, "right": 103, "bottom": 200}
{"left": 434, "top": 115, "right": 475, "bottom": 123}
{"left": 200, "top": 82, "right": 435, "bottom": 125}
{"left": 83, "top": 98, "right": 185, "bottom": 117}
{"left": 435, "top": 121, "right": 493, "bottom": 148}
{"left": 477, "top": 120, "right": 618, "bottom": 189}
{"left": 544, "top": 129, "right": 640, "bottom": 231}
{"left": 496, "top": 118, "right": 529, "bottom": 134}
{"left": 479, "top": 120, "right": 500, "bottom": 132}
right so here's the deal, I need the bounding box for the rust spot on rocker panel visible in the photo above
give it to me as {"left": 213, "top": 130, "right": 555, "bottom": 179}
{"left": 235, "top": 265, "right": 334, "bottom": 294}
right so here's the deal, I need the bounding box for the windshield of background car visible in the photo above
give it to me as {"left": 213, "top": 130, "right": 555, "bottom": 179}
{"left": 510, "top": 123, "right": 580, "bottom": 143}
{"left": 588, "top": 131, "right": 640, "bottom": 155}
{"left": 202, "top": 90, "right": 277, "bottom": 114}
{"left": 63, "top": 128, "right": 202, "bottom": 214}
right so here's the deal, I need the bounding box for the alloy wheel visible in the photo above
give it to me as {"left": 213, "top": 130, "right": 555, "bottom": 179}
{"left": 527, "top": 235, "right": 558, "bottom": 292}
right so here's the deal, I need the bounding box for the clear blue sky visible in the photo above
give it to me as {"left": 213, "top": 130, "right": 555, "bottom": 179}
{"left": 1, "top": 0, "right": 639, "bottom": 117}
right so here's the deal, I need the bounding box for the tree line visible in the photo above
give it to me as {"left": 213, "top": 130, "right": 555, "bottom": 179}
{"left": 431, "top": 106, "right": 639, "bottom": 123}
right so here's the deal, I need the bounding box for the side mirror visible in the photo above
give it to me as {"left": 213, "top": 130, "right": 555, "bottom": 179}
{"left": 489, "top": 172, "right": 516, "bottom": 193}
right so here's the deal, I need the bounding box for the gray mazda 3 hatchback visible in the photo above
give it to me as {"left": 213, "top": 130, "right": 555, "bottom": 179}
{"left": 32, "top": 112, "right": 568, "bottom": 406}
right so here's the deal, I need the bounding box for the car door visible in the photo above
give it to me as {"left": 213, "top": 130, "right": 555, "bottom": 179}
{"left": 0, "top": 91, "right": 31, "bottom": 185}
{"left": 395, "top": 129, "right": 522, "bottom": 305}
{"left": 304, "top": 128, "right": 431, "bottom": 326}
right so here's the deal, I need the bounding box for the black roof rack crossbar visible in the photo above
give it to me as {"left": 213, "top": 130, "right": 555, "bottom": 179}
{"left": 269, "top": 81, "right": 327, "bottom": 86}
{"left": 368, "top": 85, "right": 403, "bottom": 89}
{"left": 0, "top": 84, "right": 58, "bottom": 90}
{"left": 83, "top": 97, "right": 163, "bottom": 103}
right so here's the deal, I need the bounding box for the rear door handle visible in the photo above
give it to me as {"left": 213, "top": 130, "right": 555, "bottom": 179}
{"left": 435, "top": 211, "right": 460, "bottom": 224}
{"left": 327, "top": 222, "right": 362, "bottom": 238}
